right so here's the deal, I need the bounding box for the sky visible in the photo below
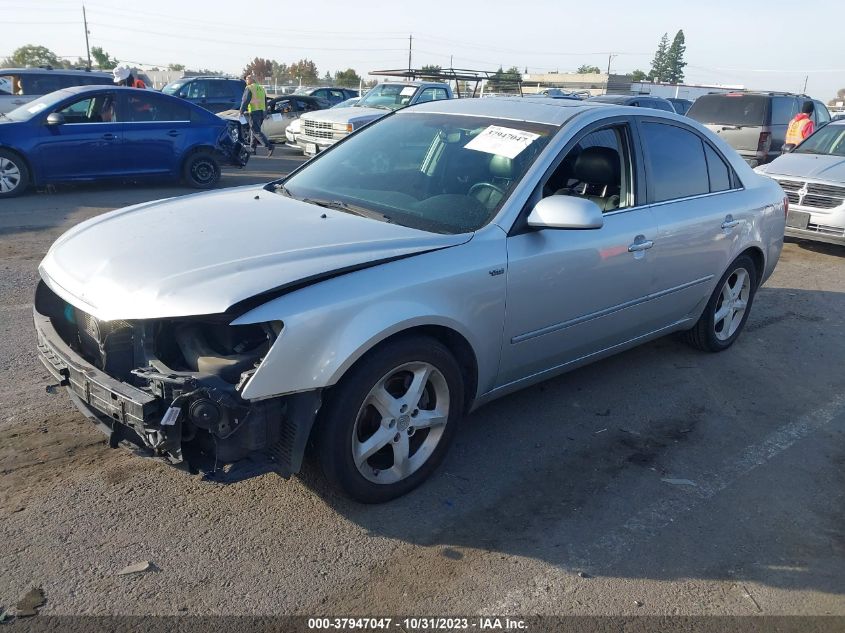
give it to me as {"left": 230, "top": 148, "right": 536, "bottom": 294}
{"left": 2, "top": 0, "right": 843, "bottom": 102}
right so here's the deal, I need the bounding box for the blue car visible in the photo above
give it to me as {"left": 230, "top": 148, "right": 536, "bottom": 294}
{"left": 0, "top": 86, "right": 249, "bottom": 198}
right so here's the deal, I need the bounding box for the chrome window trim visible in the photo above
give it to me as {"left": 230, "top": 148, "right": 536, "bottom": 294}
{"left": 602, "top": 186, "right": 745, "bottom": 217}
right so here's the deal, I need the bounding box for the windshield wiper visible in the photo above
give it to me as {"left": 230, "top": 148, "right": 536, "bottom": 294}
{"left": 301, "top": 198, "right": 391, "bottom": 222}
{"left": 0, "top": 112, "right": 8, "bottom": 120}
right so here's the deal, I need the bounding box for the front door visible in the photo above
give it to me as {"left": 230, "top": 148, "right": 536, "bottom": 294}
{"left": 36, "top": 92, "right": 123, "bottom": 180}
{"left": 498, "top": 124, "right": 662, "bottom": 386}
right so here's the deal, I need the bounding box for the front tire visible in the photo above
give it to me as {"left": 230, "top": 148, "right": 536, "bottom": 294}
{"left": 316, "top": 336, "right": 464, "bottom": 503}
{"left": 182, "top": 152, "right": 221, "bottom": 189}
{"left": 684, "top": 254, "right": 757, "bottom": 352}
{"left": 0, "top": 150, "right": 30, "bottom": 198}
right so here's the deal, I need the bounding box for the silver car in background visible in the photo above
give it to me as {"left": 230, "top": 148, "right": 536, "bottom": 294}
{"left": 756, "top": 120, "right": 845, "bottom": 246}
{"left": 34, "top": 98, "right": 785, "bottom": 502}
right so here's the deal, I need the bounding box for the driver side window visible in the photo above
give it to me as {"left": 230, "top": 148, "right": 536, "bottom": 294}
{"left": 542, "top": 125, "right": 632, "bottom": 212}
{"left": 55, "top": 94, "right": 117, "bottom": 123}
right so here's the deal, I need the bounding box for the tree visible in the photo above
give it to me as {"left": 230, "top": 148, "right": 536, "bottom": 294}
{"left": 664, "top": 30, "right": 687, "bottom": 84}
{"left": 649, "top": 33, "right": 670, "bottom": 82}
{"left": 334, "top": 68, "right": 361, "bottom": 87}
{"left": 4, "top": 45, "right": 63, "bottom": 69}
{"left": 487, "top": 66, "right": 521, "bottom": 92}
{"left": 91, "top": 46, "right": 118, "bottom": 70}
{"left": 288, "top": 59, "right": 319, "bottom": 83}
{"left": 243, "top": 57, "right": 274, "bottom": 81}
{"left": 631, "top": 69, "right": 648, "bottom": 82}
{"left": 577, "top": 64, "right": 601, "bottom": 74}
{"left": 168, "top": 63, "right": 185, "bottom": 72}
{"left": 420, "top": 64, "right": 441, "bottom": 79}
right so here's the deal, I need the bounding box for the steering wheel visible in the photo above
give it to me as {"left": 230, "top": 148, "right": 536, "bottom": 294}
{"left": 468, "top": 182, "right": 506, "bottom": 206}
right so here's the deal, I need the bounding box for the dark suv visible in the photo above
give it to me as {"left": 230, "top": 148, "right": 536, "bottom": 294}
{"left": 162, "top": 76, "right": 246, "bottom": 114}
{"left": 687, "top": 92, "right": 831, "bottom": 166}
{"left": 292, "top": 86, "right": 359, "bottom": 106}
{"left": 0, "top": 68, "right": 112, "bottom": 114}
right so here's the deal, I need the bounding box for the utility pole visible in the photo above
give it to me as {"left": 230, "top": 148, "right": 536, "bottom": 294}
{"left": 450, "top": 54, "right": 453, "bottom": 70}
{"left": 83, "top": 5, "right": 91, "bottom": 69}
{"left": 408, "top": 34, "right": 413, "bottom": 73}
{"left": 605, "top": 53, "right": 617, "bottom": 94}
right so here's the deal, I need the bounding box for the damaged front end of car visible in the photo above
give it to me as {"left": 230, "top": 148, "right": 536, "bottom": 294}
{"left": 33, "top": 281, "right": 319, "bottom": 477}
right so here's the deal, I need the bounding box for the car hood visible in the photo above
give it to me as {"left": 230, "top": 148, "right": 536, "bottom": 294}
{"left": 39, "top": 185, "right": 471, "bottom": 321}
{"left": 302, "top": 106, "right": 388, "bottom": 125}
{"left": 761, "top": 152, "right": 845, "bottom": 181}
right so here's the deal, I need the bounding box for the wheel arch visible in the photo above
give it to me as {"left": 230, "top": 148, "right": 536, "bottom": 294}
{"left": 343, "top": 324, "right": 480, "bottom": 415}
{"left": 737, "top": 245, "right": 765, "bottom": 288}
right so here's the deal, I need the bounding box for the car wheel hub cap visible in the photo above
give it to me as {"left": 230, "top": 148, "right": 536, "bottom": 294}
{"left": 0, "top": 158, "right": 21, "bottom": 193}
{"left": 714, "top": 267, "right": 751, "bottom": 341}
{"left": 351, "top": 361, "right": 450, "bottom": 485}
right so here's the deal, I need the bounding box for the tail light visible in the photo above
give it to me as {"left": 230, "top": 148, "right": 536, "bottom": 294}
{"left": 757, "top": 132, "right": 771, "bottom": 154}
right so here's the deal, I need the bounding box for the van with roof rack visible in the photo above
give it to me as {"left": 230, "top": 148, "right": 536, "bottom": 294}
{"left": 0, "top": 67, "right": 112, "bottom": 114}
{"left": 687, "top": 91, "right": 831, "bottom": 167}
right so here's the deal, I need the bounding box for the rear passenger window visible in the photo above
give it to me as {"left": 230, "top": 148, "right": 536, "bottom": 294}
{"left": 771, "top": 97, "right": 799, "bottom": 125}
{"left": 640, "top": 122, "right": 710, "bottom": 202}
{"left": 703, "top": 143, "right": 733, "bottom": 192}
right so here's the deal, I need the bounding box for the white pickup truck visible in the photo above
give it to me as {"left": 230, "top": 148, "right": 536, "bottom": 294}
{"left": 296, "top": 81, "right": 453, "bottom": 156}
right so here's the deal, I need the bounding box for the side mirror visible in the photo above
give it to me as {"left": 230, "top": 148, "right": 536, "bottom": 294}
{"left": 46, "top": 112, "right": 66, "bottom": 126}
{"left": 527, "top": 195, "right": 604, "bottom": 230}
{"left": 782, "top": 143, "right": 797, "bottom": 154}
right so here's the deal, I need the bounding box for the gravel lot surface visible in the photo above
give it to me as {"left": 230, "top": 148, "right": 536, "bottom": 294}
{"left": 1, "top": 152, "right": 843, "bottom": 618}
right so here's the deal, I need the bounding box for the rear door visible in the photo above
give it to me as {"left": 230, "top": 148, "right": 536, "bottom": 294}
{"left": 117, "top": 91, "right": 192, "bottom": 176}
{"left": 35, "top": 91, "right": 123, "bottom": 180}
{"left": 637, "top": 118, "right": 744, "bottom": 323}
{"left": 205, "top": 80, "right": 242, "bottom": 113}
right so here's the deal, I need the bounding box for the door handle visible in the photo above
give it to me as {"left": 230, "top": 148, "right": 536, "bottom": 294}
{"left": 167, "top": 130, "right": 180, "bottom": 137}
{"left": 628, "top": 237, "right": 654, "bottom": 252}
{"left": 101, "top": 133, "right": 116, "bottom": 140}
{"left": 721, "top": 215, "right": 740, "bottom": 229}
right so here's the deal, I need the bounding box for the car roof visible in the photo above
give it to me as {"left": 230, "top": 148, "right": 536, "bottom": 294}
{"left": 402, "top": 96, "right": 609, "bottom": 125}
{"left": 1, "top": 67, "right": 111, "bottom": 77}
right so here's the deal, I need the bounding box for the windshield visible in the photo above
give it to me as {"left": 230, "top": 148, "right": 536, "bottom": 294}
{"left": 687, "top": 95, "right": 768, "bottom": 126}
{"left": 5, "top": 89, "right": 75, "bottom": 121}
{"left": 794, "top": 124, "right": 845, "bottom": 156}
{"left": 356, "top": 84, "right": 419, "bottom": 111}
{"left": 277, "top": 112, "right": 557, "bottom": 234}
{"left": 161, "top": 82, "right": 184, "bottom": 96}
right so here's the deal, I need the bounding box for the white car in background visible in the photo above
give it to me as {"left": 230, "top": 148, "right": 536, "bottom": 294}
{"left": 756, "top": 120, "right": 845, "bottom": 246}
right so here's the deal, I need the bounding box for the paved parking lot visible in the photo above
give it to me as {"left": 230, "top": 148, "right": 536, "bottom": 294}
{"left": 1, "top": 153, "right": 844, "bottom": 617}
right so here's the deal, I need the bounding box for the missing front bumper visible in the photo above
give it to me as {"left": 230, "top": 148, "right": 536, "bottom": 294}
{"left": 33, "top": 306, "right": 320, "bottom": 478}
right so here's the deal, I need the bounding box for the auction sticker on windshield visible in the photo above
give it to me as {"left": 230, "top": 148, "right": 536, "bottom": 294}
{"left": 465, "top": 125, "right": 541, "bottom": 159}
{"left": 400, "top": 86, "right": 417, "bottom": 96}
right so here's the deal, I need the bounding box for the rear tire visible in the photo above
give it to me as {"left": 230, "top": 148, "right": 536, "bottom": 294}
{"left": 0, "top": 150, "right": 30, "bottom": 198}
{"left": 684, "top": 254, "right": 757, "bottom": 352}
{"left": 316, "top": 336, "right": 464, "bottom": 503}
{"left": 182, "top": 152, "right": 220, "bottom": 189}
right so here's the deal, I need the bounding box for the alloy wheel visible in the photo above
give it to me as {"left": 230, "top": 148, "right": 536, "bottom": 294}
{"left": 713, "top": 267, "right": 751, "bottom": 341}
{"left": 351, "top": 361, "right": 450, "bottom": 484}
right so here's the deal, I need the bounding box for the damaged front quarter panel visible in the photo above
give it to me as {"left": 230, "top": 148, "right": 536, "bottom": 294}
{"left": 33, "top": 281, "right": 322, "bottom": 478}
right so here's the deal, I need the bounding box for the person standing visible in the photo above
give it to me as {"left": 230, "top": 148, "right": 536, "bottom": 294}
{"left": 240, "top": 74, "right": 274, "bottom": 157}
{"left": 113, "top": 65, "right": 147, "bottom": 89}
{"left": 784, "top": 101, "right": 815, "bottom": 149}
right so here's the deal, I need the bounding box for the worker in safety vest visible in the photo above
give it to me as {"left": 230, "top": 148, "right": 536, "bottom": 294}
{"left": 784, "top": 101, "right": 815, "bottom": 149}
{"left": 239, "top": 74, "right": 274, "bottom": 156}
{"left": 113, "top": 65, "right": 147, "bottom": 89}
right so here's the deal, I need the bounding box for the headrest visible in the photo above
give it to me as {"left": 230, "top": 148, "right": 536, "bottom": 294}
{"left": 573, "top": 146, "right": 620, "bottom": 186}
{"left": 490, "top": 154, "right": 514, "bottom": 178}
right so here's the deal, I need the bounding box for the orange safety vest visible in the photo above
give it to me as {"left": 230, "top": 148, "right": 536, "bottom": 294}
{"left": 785, "top": 115, "right": 812, "bottom": 145}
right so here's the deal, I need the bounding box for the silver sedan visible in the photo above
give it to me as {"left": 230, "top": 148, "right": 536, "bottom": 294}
{"left": 34, "top": 97, "right": 786, "bottom": 502}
